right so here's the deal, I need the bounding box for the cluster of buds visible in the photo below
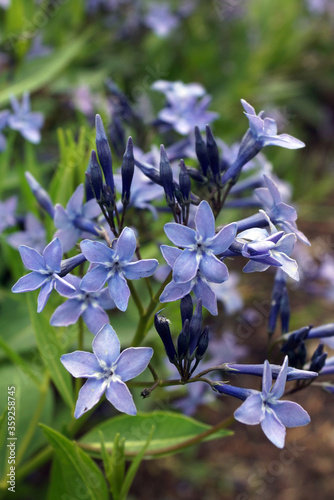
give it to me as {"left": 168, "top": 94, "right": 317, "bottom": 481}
{"left": 154, "top": 295, "right": 209, "bottom": 382}
{"left": 85, "top": 115, "right": 134, "bottom": 235}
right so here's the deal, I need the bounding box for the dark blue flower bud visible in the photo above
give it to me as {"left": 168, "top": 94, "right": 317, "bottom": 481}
{"left": 179, "top": 159, "right": 191, "bottom": 203}
{"left": 310, "top": 352, "right": 327, "bottom": 373}
{"left": 268, "top": 270, "right": 290, "bottom": 335}
{"left": 160, "top": 145, "right": 175, "bottom": 205}
{"left": 95, "top": 114, "right": 115, "bottom": 193}
{"left": 85, "top": 163, "right": 95, "bottom": 202}
{"left": 196, "top": 327, "right": 209, "bottom": 360}
{"left": 180, "top": 294, "right": 193, "bottom": 326}
{"left": 177, "top": 319, "right": 190, "bottom": 359}
{"left": 87, "top": 150, "right": 103, "bottom": 203}
{"left": 195, "top": 126, "right": 210, "bottom": 177}
{"left": 74, "top": 217, "right": 99, "bottom": 236}
{"left": 25, "top": 172, "right": 55, "bottom": 219}
{"left": 135, "top": 158, "right": 162, "bottom": 185}
{"left": 186, "top": 167, "right": 206, "bottom": 183}
{"left": 188, "top": 299, "right": 203, "bottom": 355}
{"left": 121, "top": 137, "right": 134, "bottom": 205}
{"left": 102, "top": 184, "right": 115, "bottom": 211}
{"left": 154, "top": 312, "right": 177, "bottom": 364}
{"left": 281, "top": 326, "right": 310, "bottom": 353}
{"left": 296, "top": 341, "right": 307, "bottom": 367}
{"left": 110, "top": 116, "right": 126, "bottom": 158}
{"left": 280, "top": 288, "right": 290, "bottom": 334}
{"left": 206, "top": 125, "right": 220, "bottom": 182}
{"left": 59, "top": 253, "right": 87, "bottom": 277}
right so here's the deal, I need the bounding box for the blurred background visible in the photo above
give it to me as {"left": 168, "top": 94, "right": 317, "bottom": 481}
{"left": 0, "top": 1, "right": 334, "bottom": 499}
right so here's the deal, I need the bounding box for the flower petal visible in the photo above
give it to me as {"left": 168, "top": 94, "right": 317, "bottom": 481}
{"left": 234, "top": 393, "right": 265, "bottom": 425}
{"left": 193, "top": 277, "right": 218, "bottom": 315}
{"left": 173, "top": 249, "right": 199, "bottom": 283}
{"left": 164, "top": 223, "right": 196, "bottom": 247}
{"left": 199, "top": 253, "right": 229, "bottom": 283}
{"left": 270, "top": 401, "right": 310, "bottom": 428}
{"left": 80, "top": 265, "right": 109, "bottom": 292}
{"left": 18, "top": 245, "right": 44, "bottom": 271}
{"left": 261, "top": 410, "right": 286, "bottom": 448}
{"left": 95, "top": 288, "right": 116, "bottom": 310}
{"left": 108, "top": 272, "right": 130, "bottom": 311}
{"left": 60, "top": 351, "right": 102, "bottom": 377}
{"left": 92, "top": 324, "right": 120, "bottom": 366}
{"left": 43, "top": 238, "right": 62, "bottom": 272}
{"left": 115, "top": 347, "right": 153, "bottom": 382}
{"left": 37, "top": 280, "right": 54, "bottom": 312}
{"left": 262, "top": 360, "right": 272, "bottom": 397}
{"left": 195, "top": 201, "right": 215, "bottom": 240}
{"left": 54, "top": 228, "right": 80, "bottom": 253}
{"left": 50, "top": 299, "right": 83, "bottom": 327}
{"left": 160, "top": 245, "right": 182, "bottom": 267}
{"left": 116, "top": 227, "right": 136, "bottom": 262}
{"left": 122, "top": 259, "right": 158, "bottom": 280}
{"left": 80, "top": 239, "right": 115, "bottom": 264}
{"left": 54, "top": 204, "right": 71, "bottom": 229}
{"left": 66, "top": 184, "right": 84, "bottom": 215}
{"left": 159, "top": 279, "right": 193, "bottom": 302}
{"left": 105, "top": 379, "right": 137, "bottom": 415}
{"left": 271, "top": 356, "right": 288, "bottom": 399}
{"left": 53, "top": 275, "right": 77, "bottom": 296}
{"left": 12, "top": 272, "right": 47, "bottom": 293}
{"left": 82, "top": 305, "right": 110, "bottom": 335}
{"left": 74, "top": 378, "right": 106, "bottom": 418}
{"left": 207, "top": 223, "right": 237, "bottom": 254}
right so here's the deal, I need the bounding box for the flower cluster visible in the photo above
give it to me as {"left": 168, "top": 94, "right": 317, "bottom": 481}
{"left": 8, "top": 89, "right": 333, "bottom": 450}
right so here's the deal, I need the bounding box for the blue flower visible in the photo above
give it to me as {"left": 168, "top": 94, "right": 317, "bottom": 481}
{"left": 152, "top": 80, "right": 218, "bottom": 135}
{"left": 12, "top": 238, "right": 76, "bottom": 312}
{"left": 234, "top": 356, "right": 311, "bottom": 448}
{"left": 255, "top": 175, "right": 310, "bottom": 245}
{"left": 25, "top": 172, "right": 55, "bottom": 219}
{"left": 50, "top": 275, "right": 115, "bottom": 335}
{"left": 0, "top": 110, "right": 10, "bottom": 151}
{"left": 7, "top": 212, "right": 46, "bottom": 253}
{"left": 80, "top": 227, "right": 158, "bottom": 311}
{"left": 164, "top": 200, "right": 237, "bottom": 284}
{"left": 60, "top": 324, "right": 153, "bottom": 418}
{"left": 222, "top": 100, "right": 305, "bottom": 184}
{"left": 144, "top": 3, "right": 179, "bottom": 38}
{"left": 54, "top": 184, "right": 101, "bottom": 252}
{"left": 0, "top": 196, "right": 17, "bottom": 234}
{"left": 8, "top": 93, "right": 44, "bottom": 144}
{"left": 237, "top": 220, "right": 299, "bottom": 281}
{"left": 159, "top": 245, "right": 219, "bottom": 316}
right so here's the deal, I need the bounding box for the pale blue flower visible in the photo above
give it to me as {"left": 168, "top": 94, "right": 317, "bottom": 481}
{"left": 50, "top": 275, "right": 115, "bottom": 335}
{"left": 152, "top": 80, "right": 218, "bottom": 135}
{"left": 8, "top": 93, "right": 44, "bottom": 144}
{"left": 164, "top": 200, "right": 237, "bottom": 284}
{"left": 12, "top": 238, "right": 76, "bottom": 312}
{"left": 61, "top": 324, "right": 153, "bottom": 418}
{"left": 255, "top": 175, "right": 310, "bottom": 245}
{"left": 234, "top": 356, "right": 311, "bottom": 448}
{"left": 7, "top": 212, "right": 46, "bottom": 253}
{"left": 54, "top": 184, "right": 101, "bottom": 252}
{"left": 0, "top": 196, "right": 17, "bottom": 234}
{"left": 80, "top": 227, "right": 158, "bottom": 311}
{"left": 144, "top": 3, "right": 179, "bottom": 38}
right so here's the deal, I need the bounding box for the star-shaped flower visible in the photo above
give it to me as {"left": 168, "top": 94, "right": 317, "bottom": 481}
{"left": 50, "top": 275, "right": 115, "bottom": 335}
{"left": 54, "top": 184, "right": 101, "bottom": 252}
{"left": 8, "top": 92, "right": 44, "bottom": 144}
{"left": 234, "top": 356, "right": 311, "bottom": 448}
{"left": 159, "top": 245, "right": 219, "bottom": 315}
{"left": 80, "top": 227, "right": 158, "bottom": 311}
{"left": 255, "top": 175, "right": 310, "bottom": 245}
{"left": 237, "top": 223, "right": 299, "bottom": 281}
{"left": 12, "top": 238, "right": 76, "bottom": 312}
{"left": 60, "top": 324, "right": 153, "bottom": 418}
{"left": 7, "top": 212, "right": 46, "bottom": 253}
{"left": 163, "top": 200, "right": 237, "bottom": 284}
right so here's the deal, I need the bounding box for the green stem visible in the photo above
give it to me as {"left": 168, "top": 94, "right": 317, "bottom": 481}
{"left": 131, "top": 271, "right": 172, "bottom": 346}
{"left": 127, "top": 281, "right": 144, "bottom": 316}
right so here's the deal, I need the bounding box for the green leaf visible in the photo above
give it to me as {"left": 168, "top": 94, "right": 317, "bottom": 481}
{"left": 119, "top": 426, "right": 155, "bottom": 500}
{"left": 0, "top": 30, "right": 92, "bottom": 106}
{"left": 41, "top": 424, "right": 109, "bottom": 500}
{"left": 27, "top": 293, "right": 74, "bottom": 410}
{"left": 80, "top": 411, "right": 232, "bottom": 458}
{"left": 0, "top": 364, "right": 53, "bottom": 479}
